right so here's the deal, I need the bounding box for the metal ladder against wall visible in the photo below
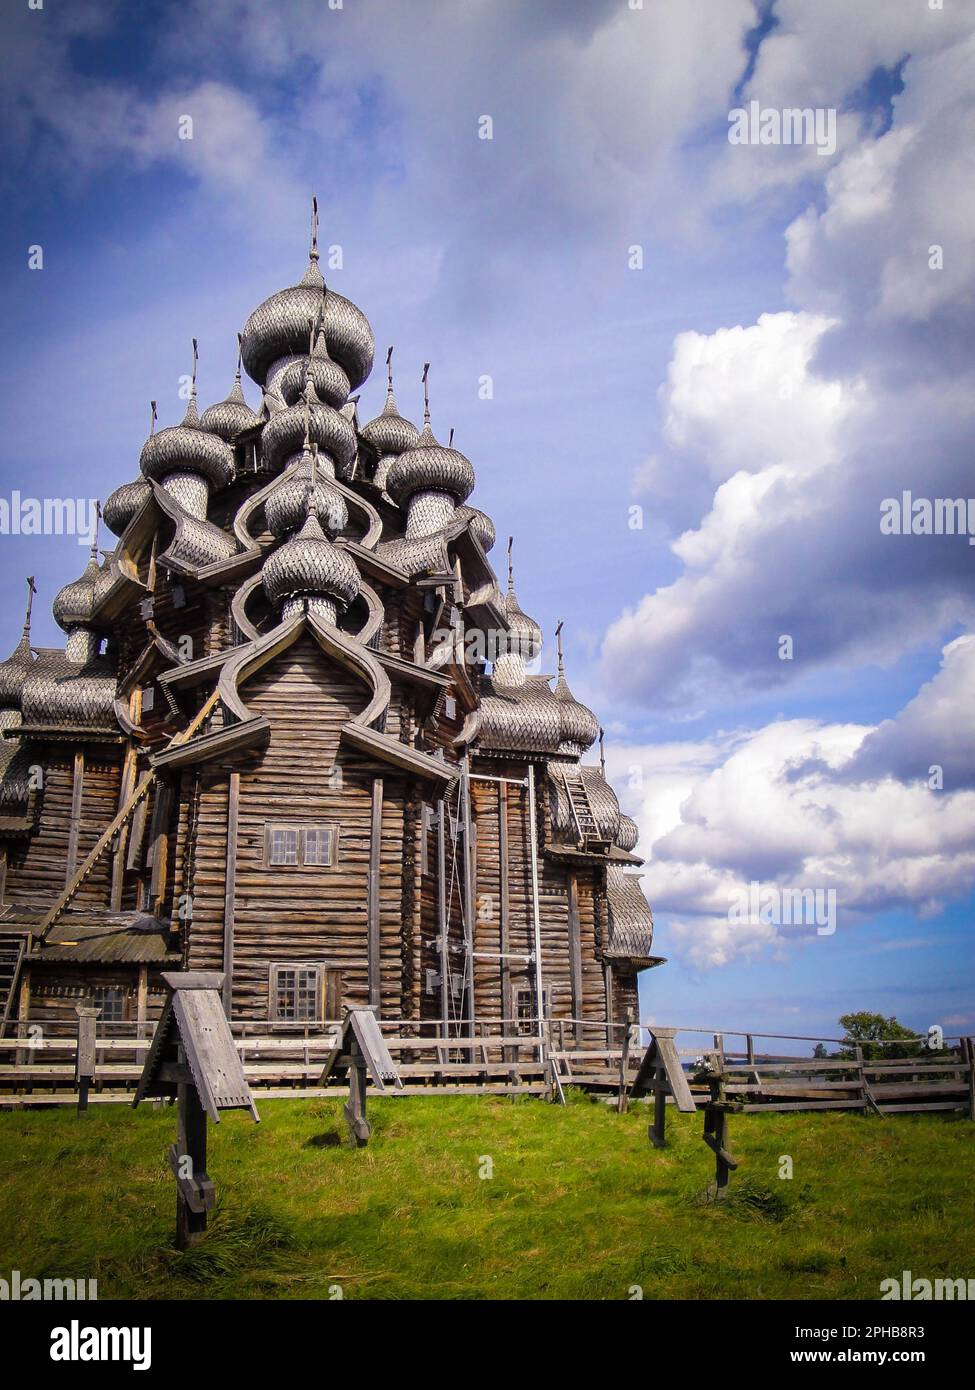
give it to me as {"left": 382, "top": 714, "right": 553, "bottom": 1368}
{"left": 0, "top": 933, "right": 27, "bottom": 1038}
{"left": 559, "top": 765, "right": 607, "bottom": 850}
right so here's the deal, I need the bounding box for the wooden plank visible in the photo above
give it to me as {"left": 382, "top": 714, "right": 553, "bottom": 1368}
{"left": 136, "top": 965, "right": 148, "bottom": 1032}
{"left": 367, "top": 777, "right": 383, "bottom": 1012}
{"left": 498, "top": 781, "right": 512, "bottom": 1053}
{"left": 65, "top": 751, "right": 85, "bottom": 883}
{"left": 173, "top": 988, "right": 259, "bottom": 1120}
{"left": 566, "top": 872, "right": 583, "bottom": 1045}
{"left": 110, "top": 746, "right": 138, "bottom": 910}
{"left": 147, "top": 779, "right": 173, "bottom": 912}
{"left": 221, "top": 771, "right": 240, "bottom": 1015}
{"left": 631, "top": 1028, "right": 696, "bottom": 1111}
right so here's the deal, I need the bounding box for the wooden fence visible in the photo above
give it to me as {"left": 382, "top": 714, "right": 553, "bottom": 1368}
{"left": 1, "top": 1019, "right": 972, "bottom": 1116}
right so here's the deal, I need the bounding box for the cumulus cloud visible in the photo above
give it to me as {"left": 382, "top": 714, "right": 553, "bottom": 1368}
{"left": 847, "top": 634, "right": 975, "bottom": 790}
{"left": 603, "top": 634, "right": 975, "bottom": 969}
{"left": 601, "top": 10, "right": 975, "bottom": 713}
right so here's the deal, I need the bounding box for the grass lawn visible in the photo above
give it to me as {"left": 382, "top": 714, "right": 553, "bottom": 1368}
{"left": 0, "top": 1093, "right": 971, "bottom": 1300}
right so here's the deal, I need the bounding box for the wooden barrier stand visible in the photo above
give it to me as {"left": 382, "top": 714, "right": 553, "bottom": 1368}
{"left": 320, "top": 1005, "right": 403, "bottom": 1147}
{"left": 133, "top": 971, "right": 259, "bottom": 1249}
{"left": 630, "top": 1028, "right": 740, "bottom": 1198}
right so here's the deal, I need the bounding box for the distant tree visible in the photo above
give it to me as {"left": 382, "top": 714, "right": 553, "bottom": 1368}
{"left": 836, "top": 1012, "right": 921, "bottom": 1062}
{"left": 812, "top": 1042, "right": 828, "bottom": 1059}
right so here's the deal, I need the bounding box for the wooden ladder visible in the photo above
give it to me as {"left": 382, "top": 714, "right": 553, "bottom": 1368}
{"left": 560, "top": 766, "right": 600, "bottom": 848}
{"left": 0, "top": 933, "right": 27, "bottom": 1037}
{"left": 37, "top": 690, "right": 221, "bottom": 940}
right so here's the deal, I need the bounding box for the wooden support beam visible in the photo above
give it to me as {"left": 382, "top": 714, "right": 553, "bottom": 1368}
{"left": 651, "top": 1064, "right": 667, "bottom": 1148}
{"left": 147, "top": 780, "right": 173, "bottom": 914}
{"left": 436, "top": 796, "right": 449, "bottom": 1045}
{"left": 39, "top": 689, "right": 220, "bottom": 938}
{"left": 174, "top": 1057, "right": 210, "bottom": 1249}
{"left": 566, "top": 872, "right": 584, "bottom": 1046}
{"left": 526, "top": 763, "right": 545, "bottom": 1041}
{"left": 498, "top": 780, "right": 513, "bottom": 1059}
{"left": 75, "top": 1006, "right": 99, "bottom": 1115}
{"left": 617, "top": 1010, "right": 632, "bottom": 1115}
{"left": 110, "top": 746, "right": 138, "bottom": 911}
{"left": 65, "top": 751, "right": 85, "bottom": 884}
{"left": 344, "top": 1052, "right": 371, "bottom": 1148}
{"left": 14, "top": 964, "right": 31, "bottom": 1062}
{"left": 461, "top": 758, "right": 475, "bottom": 1033}
{"left": 0, "top": 844, "right": 7, "bottom": 905}
{"left": 221, "top": 772, "right": 240, "bottom": 1015}
{"left": 136, "top": 965, "right": 148, "bottom": 1034}
{"left": 367, "top": 777, "right": 383, "bottom": 1013}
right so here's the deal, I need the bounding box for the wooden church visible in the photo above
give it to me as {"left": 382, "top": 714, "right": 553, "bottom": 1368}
{"left": 0, "top": 206, "right": 659, "bottom": 1045}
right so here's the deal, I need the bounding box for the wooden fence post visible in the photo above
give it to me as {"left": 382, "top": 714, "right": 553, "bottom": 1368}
{"left": 74, "top": 1006, "right": 99, "bottom": 1115}
{"left": 617, "top": 1011, "right": 632, "bottom": 1115}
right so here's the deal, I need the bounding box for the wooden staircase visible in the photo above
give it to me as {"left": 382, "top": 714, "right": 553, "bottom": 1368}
{"left": 0, "top": 934, "right": 27, "bottom": 1038}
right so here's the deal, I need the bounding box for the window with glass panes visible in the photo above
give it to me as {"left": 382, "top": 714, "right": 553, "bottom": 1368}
{"left": 514, "top": 985, "right": 550, "bottom": 1035}
{"left": 302, "top": 826, "right": 335, "bottom": 866}
{"left": 265, "top": 824, "right": 337, "bottom": 867}
{"left": 270, "top": 964, "right": 322, "bottom": 1022}
{"left": 92, "top": 986, "right": 125, "bottom": 1022}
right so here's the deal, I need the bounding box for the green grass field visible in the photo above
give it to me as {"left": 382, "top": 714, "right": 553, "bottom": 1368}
{"left": 0, "top": 1094, "right": 971, "bottom": 1300}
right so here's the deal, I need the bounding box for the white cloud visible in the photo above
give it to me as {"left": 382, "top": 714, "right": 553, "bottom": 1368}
{"left": 602, "top": 13, "right": 975, "bottom": 712}
{"left": 607, "top": 636, "right": 975, "bottom": 969}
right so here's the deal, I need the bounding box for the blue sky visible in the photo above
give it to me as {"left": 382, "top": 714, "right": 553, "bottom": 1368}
{"left": 1, "top": 0, "right": 972, "bottom": 1046}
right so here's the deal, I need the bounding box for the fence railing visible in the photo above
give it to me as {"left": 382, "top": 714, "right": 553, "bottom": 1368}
{"left": 1, "top": 1017, "right": 971, "bottom": 1116}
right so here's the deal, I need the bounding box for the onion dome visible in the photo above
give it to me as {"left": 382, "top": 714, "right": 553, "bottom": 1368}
{"left": 240, "top": 197, "right": 374, "bottom": 390}
{"left": 547, "top": 763, "right": 621, "bottom": 843}
{"left": 265, "top": 449, "right": 348, "bottom": 539}
{"left": 455, "top": 505, "right": 496, "bottom": 553}
{"left": 386, "top": 423, "right": 475, "bottom": 511}
{"left": 103, "top": 479, "right": 151, "bottom": 537}
{"left": 386, "top": 369, "right": 474, "bottom": 536}
{"left": 263, "top": 510, "right": 360, "bottom": 612}
{"left": 200, "top": 337, "right": 263, "bottom": 441}
{"left": 140, "top": 347, "right": 235, "bottom": 492}
{"left": 616, "top": 814, "right": 639, "bottom": 853}
{"left": 20, "top": 647, "right": 117, "bottom": 732}
{"left": 554, "top": 622, "right": 600, "bottom": 756}
{"left": 360, "top": 348, "right": 421, "bottom": 463}
{"left": 53, "top": 550, "right": 103, "bottom": 632}
{"left": 279, "top": 309, "right": 350, "bottom": 410}
{"left": 0, "top": 579, "right": 36, "bottom": 709}
{"left": 261, "top": 379, "right": 357, "bottom": 477}
{"left": 475, "top": 676, "right": 564, "bottom": 754}
{"left": 493, "top": 540, "right": 542, "bottom": 683}
{"left": 606, "top": 866, "right": 654, "bottom": 960}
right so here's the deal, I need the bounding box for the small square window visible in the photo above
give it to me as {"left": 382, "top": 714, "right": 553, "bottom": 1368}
{"left": 268, "top": 827, "right": 299, "bottom": 865}
{"left": 303, "top": 827, "right": 335, "bottom": 866}
{"left": 270, "top": 965, "right": 322, "bottom": 1022}
{"left": 92, "top": 987, "right": 125, "bottom": 1023}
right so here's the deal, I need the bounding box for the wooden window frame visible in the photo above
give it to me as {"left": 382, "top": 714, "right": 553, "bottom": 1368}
{"left": 91, "top": 985, "right": 128, "bottom": 1024}
{"left": 268, "top": 962, "right": 324, "bottom": 1024}
{"left": 513, "top": 985, "right": 551, "bottom": 1035}
{"left": 263, "top": 822, "right": 339, "bottom": 869}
